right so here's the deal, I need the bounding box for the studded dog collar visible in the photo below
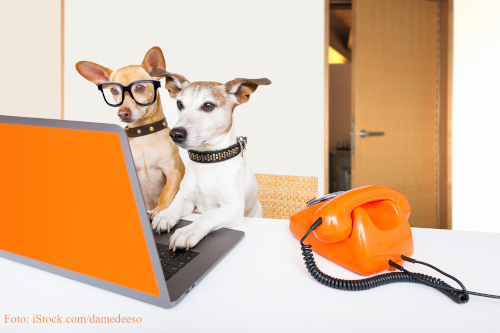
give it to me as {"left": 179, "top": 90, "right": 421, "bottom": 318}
{"left": 124, "top": 117, "right": 168, "bottom": 139}
{"left": 188, "top": 137, "right": 247, "bottom": 163}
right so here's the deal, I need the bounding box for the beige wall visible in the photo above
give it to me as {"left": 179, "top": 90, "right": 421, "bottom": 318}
{"left": 64, "top": 0, "right": 326, "bottom": 195}
{"left": 0, "top": 0, "right": 61, "bottom": 119}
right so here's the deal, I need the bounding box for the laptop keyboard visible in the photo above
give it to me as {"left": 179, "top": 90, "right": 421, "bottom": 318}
{"left": 155, "top": 243, "right": 199, "bottom": 281}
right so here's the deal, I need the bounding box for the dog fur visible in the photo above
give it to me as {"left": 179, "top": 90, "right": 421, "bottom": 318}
{"left": 75, "top": 47, "right": 185, "bottom": 218}
{"left": 149, "top": 69, "right": 270, "bottom": 250}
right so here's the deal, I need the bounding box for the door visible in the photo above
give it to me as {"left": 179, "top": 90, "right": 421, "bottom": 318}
{"left": 352, "top": 0, "right": 438, "bottom": 228}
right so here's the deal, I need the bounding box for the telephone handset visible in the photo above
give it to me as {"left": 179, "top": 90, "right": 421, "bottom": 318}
{"left": 290, "top": 185, "right": 500, "bottom": 304}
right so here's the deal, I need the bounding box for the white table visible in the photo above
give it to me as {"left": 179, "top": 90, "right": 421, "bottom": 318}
{"left": 1, "top": 215, "right": 499, "bottom": 333}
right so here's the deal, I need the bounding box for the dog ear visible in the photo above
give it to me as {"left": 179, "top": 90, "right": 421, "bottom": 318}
{"left": 142, "top": 46, "right": 166, "bottom": 75}
{"left": 225, "top": 78, "right": 271, "bottom": 105}
{"left": 149, "top": 69, "right": 189, "bottom": 98}
{"left": 75, "top": 61, "right": 112, "bottom": 85}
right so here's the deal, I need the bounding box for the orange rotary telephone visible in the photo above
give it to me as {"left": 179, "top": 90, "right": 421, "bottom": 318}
{"left": 290, "top": 185, "right": 413, "bottom": 275}
{"left": 290, "top": 185, "right": 500, "bottom": 304}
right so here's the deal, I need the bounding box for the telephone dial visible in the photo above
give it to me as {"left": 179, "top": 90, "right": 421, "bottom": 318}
{"left": 290, "top": 185, "right": 500, "bottom": 304}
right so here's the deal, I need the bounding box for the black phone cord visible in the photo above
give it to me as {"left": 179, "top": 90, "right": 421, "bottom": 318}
{"left": 300, "top": 218, "right": 500, "bottom": 304}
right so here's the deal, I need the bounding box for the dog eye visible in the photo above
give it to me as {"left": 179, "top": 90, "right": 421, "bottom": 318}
{"left": 177, "top": 101, "right": 183, "bottom": 110}
{"left": 135, "top": 85, "right": 145, "bottom": 93}
{"left": 202, "top": 102, "right": 216, "bottom": 112}
{"left": 111, "top": 87, "right": 119, "bottom": 95}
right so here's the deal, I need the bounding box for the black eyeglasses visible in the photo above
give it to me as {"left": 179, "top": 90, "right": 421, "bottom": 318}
{"left": 97, "top": 80, "right": 161, "bottom": 107}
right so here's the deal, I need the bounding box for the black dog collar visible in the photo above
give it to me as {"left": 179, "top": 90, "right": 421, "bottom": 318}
{"left": 124, "top": 117, "right": 168, "bottom": 139}
{"left": 188, "top": 137, "right": 247, "bottom": 163}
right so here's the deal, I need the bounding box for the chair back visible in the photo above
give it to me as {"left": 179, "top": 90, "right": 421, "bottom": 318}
{"left": 255, "top": 174, "right": 318, "bottom": 220}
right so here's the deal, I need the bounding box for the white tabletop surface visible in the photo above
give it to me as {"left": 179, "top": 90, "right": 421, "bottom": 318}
{"left": 1, "top": 215, "right": 499, "bottom": 333}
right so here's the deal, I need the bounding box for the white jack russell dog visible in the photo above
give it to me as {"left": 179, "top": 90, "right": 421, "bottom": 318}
{"left": 149, "top": 69, "right": 271, "bottom": 250}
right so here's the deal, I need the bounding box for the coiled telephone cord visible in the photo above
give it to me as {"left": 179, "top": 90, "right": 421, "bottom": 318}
{"left": 301, "top": 218, "right": 500, "bottom": 304}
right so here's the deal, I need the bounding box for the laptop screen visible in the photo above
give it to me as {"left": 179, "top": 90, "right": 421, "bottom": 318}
{"left": 0, "top": 122, "right": 160, "bottom": 297}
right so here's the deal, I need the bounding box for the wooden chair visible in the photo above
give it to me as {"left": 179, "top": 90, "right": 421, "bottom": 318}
{"left": 254, "top": 174, "right": 318, "bottom": 220}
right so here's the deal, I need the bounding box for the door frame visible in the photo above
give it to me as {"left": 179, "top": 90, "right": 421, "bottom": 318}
{"left": 438, "top": 0, "right": 453, "bottom": 230}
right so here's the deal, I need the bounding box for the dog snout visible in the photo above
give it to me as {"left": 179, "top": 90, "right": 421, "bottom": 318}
{"left": 118, "top": 109, "right": 131, "bottom": 120}
{"left": 170, "top": 127, "right": 187, "bottom": 144}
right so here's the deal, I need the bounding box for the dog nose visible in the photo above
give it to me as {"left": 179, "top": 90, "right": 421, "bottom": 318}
{"left": 170, "top": 127, "right": 187, "bottom": 143}
{"left": 118, "top": 109, "right": 131, "bottom": 120}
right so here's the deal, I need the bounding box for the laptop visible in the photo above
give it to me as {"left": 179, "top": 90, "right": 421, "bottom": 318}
{"left": 0, "top": 115, "right": 244, "bottom": 308}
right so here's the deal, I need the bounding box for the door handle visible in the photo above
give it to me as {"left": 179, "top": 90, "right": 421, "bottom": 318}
{"left": 359, "top": 129, "right": 385, "bottom": 138}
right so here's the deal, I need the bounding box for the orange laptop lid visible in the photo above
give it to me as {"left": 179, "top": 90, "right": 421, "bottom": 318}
{"left": 0, "top": 116, "right": 168, "bottom": 307}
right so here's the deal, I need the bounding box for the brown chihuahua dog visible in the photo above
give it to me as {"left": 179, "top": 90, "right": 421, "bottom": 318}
{"left": 76, "top": 46, "right": 185, "bottom": 218}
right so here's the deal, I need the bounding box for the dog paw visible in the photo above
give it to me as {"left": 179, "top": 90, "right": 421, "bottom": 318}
{"left": 169, "top": 223, "right": 206, "bottom": 251}
{"left": 149, "top": 206, "right": 166, "bottom": 220}
{"left": 151, "top": 209, "right": 178, "bottom": 234}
